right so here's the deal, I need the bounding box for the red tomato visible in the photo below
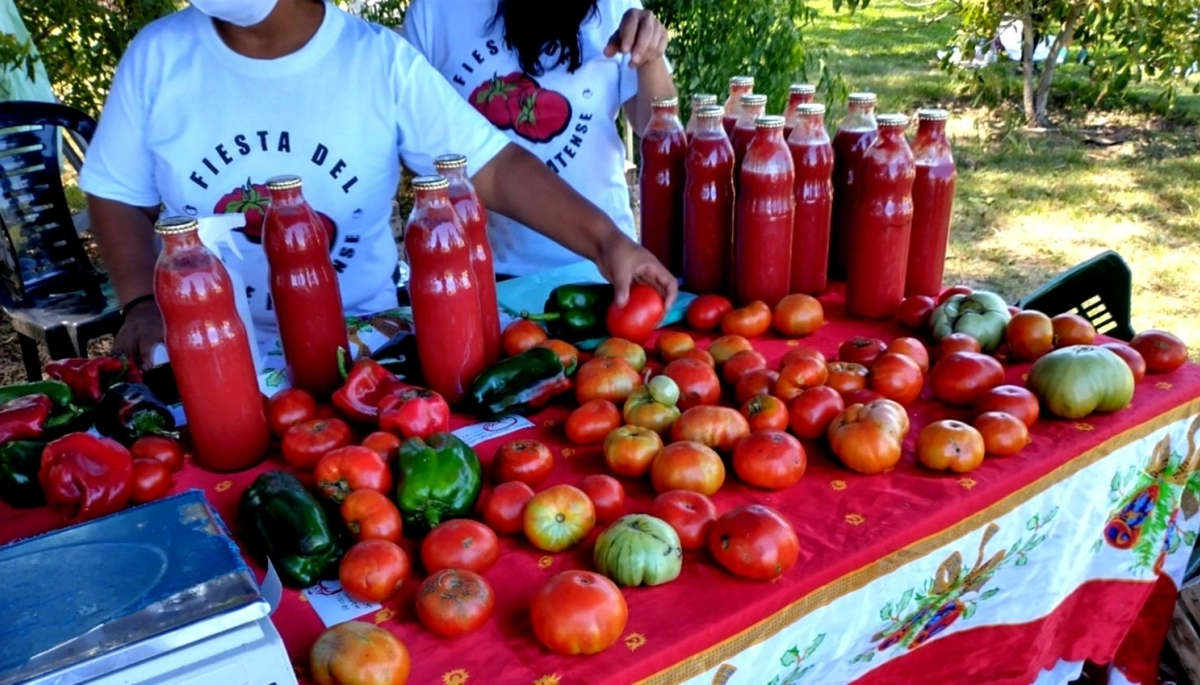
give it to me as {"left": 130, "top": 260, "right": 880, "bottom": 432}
{"left": 886, "top": 337, "right": 930, "bottom": 374}
{"left": 281, "top": 418, "right": 353, "bottom": 470}
{"left": 650, "top": 441, "right": 726, "bottom": 496}
{"left": 974, "top": 411, "right": 1030, "bottom": 457}
{"left": 1051, "top": 313, "right": 1096, "bottom": 348}
{"left": 537, "top": 339, "right": 581, "bottom": 375}
{"left": 734, "top": 369, "right": 781, "bottom": 405}
{"left": 339, "top": 539, "right": 411, "bottom": 603}
{"left": 686, "top": 294, "right": 734, "bottom": 331}
{"left": 361, "top": 431, "right": 401, "bottom": 463}
{"left": 741, "top": 395, "right": 791, "bottom": 432}
{"left": 917, "top": 420, "right": 986, "bottom": 473}
{"left": 930, "top": 352, "right": 1005, "bottom": 407}
{"left": 1101, "top": 342, "right": 1147, "bottom": 383}
{"left": 575, "top": 357, "right": 643, "bottom": 405}
{"left": 787, "top": 386, "right": 843, "bottom": 440}
{"left": 578, "top": 474, "right": 625, "bottom": 524}
{"left": 1131, "top": 330, "right": 1188, "bottom": 374}
{"left": 340, "top": 489, "right": 402, "bottom": 543}
{"left": 897, "top": 295, "right": 937, "bottom": 329}
{"left": 1006, "top": 310, "right": 1055, "bottom": 361}
{"left": 732, "top": 430, "right": 806, "bottom": 490}
{"left": 530, "top": 571, "right": 628, "bottom": 655}
{"left": 130, "top": 436, "right": 185, "bottom": 472}
{"left": 524, "top": 485, "right": 596, "bottom": 552}
{"left": 868, "top": 352, "right": 925, "bottom": 406}
{"left": 774, "top": 358, "right": 829, "bottom": 402}
{"left": 607, "top": 284, "right": 665, "bottom": 344}
{"left": 974, "top": 385, "right": 1039, "bottom": 427}
{"left": 827, "top": 400, "right": 910, "bottom": 474}
{"left": 130, "top": 459, "right": 173, "bottom": 504}
{"left": 663, "top": 358, "right": 722, "bottom": 410}
{"left": 603, "top": 425, "right": 663, "bottom": 478}
{"left": 937, "top": 285, "right": 973, "bottom": 304}
{"left": 594, "top": 338, "right": 647, "bottom": 373}
{"left": 503, "top": 319, "right": 548, "bottom": 357}
{"left": 933, "top": 332, "right": 982, "bottom": 362}
{"left": 421, "top": 519, "right": 500, "bottom": 574}
{"left": 480, "top": 481, "right": 535, "bottom": 536}
{"left": 265, "top": 388, "right": 319, "bottom": 440}
{"left": 838, "top": 337, "right": 888, "bottom": 366}
{"left": 722, "top": 349, "right": 768, "bottom": 386}
{"left": 825, "top": 361, "right": 869, "bottom": 396}
{"left": 678, "top": 348, "right": 716, "bottom": 367}
{"left": 708, "top": 504, "right": 800, "bottom": 581}
{"left": 772, "top": 294, "right": 824, "bottom": 337}
{"left": 671, "top": 405, "right": 751, "bottom": 454}
{"left": 779, "top": 346, "right": 827, "bottom": 370}
{"left": 656, "top": 331, "right": 696, "bottom": 362}
{"left": 566, "top": 399, "right": 622, "bottom": 445}
{"left": 708, "top": 335, "right": 753, "bottom": 365}
{"left": 842, "top": 388, "right": 885, "bottom": 405}
{"left": 415, "top": 569, "right": 495, "bottom": 638}
{"left": 721, "top": 300, "right": 772, "bottom": 338}
{"left": 493, "top": 439, "right": 554, "bottom": 487}
{"left": 649, "top": 490, "right": 718, "bottom": 551}
{"left": 315, "top": 446, "right": 393, "bottom": 503}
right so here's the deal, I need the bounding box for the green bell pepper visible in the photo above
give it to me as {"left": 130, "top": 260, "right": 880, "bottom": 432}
{"left": 0, "top": 380, "right": 75, "bottom": 408}
{"left": 523, "top": 283, "right": 613, "bottom": 342}
{"left": 395, "top": 432, "right": 482, "bottom": 536}
{"left": 239, "top": 470, "right": 342, "bottom": 589}
{"left": 466, "top": 346, "right": 570, "bottom": 419}
{"left": 0, "top": 441, "right": 47, "bottom": 508}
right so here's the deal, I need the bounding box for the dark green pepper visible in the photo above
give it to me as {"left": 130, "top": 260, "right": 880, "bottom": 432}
{"left": 395, "top": 432, "right": 482, "bottom": 536}
{"left": 0, "top": 380, "right": 75, "bottom": 408}
{"left": 239, "top": 470, "right": 342, "bottom": 589}
{"left": 523, "top": 283, "right": 613, "bottom": 342}
{"left": 0, "top": 441, "right": 47, "bottom": 508}
{"left": 466, "top": 347, "right": 570, "bottom": 419}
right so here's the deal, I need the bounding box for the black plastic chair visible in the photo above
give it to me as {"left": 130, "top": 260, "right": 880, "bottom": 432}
{"left": 0, "top": 101, "right": 121, "bottom": 381}
{"left": 1017, "top": 250, "right": 1136, "bottom": 341}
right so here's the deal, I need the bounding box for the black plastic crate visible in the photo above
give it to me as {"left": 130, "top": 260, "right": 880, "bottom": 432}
{"left": 1017, "top": 250, "right": 1136, "bottom": 341}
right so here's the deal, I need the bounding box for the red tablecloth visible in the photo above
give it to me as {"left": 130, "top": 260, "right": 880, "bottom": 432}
{"left": 3, "top": 292, "right": 1198, "bottom": 685}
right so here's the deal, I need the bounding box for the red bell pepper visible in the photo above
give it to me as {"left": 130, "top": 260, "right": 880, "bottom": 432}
{"left": 39, "top": 433, "right": 133, "bottom": 523}
{"left": 378, "top": 388, "right": 450, "bottom": 440}
{"left": 0, "top": 395, "right": 52, "bottom": 443}
{"left": 332, "top": 354, "right": 405, "bottom": 424}
{"left": 45, "top": 357, "right": 128, "bottom": 405}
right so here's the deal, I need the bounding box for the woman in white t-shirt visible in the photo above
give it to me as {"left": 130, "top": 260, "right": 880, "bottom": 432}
{"left": 401, "top": 0, "right": 677, "bottom": 278}
{"left": 81, "top": 0, "right": 676, "bottom": 367}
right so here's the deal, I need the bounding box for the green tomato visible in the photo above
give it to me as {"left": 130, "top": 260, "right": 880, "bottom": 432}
{"left": 648, "top": 375, "right": 681, "bottom": 408}
{"left": 1027, "top": 345, "right": 1134, "bottom": 419}
{"left": 593, "top": 514, "right": 683, "bottom": 587}
{"left": 930, "top": 291, "right": 1012, "bottom": 353}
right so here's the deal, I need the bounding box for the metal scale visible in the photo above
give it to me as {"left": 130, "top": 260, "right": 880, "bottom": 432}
{"left": 0, "top": 491, "right": 297, "bottom": 685}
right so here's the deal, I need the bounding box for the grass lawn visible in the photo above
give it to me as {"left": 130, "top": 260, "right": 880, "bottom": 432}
{"left": 805, "top": 0, "right": 1200, "bottom": 357}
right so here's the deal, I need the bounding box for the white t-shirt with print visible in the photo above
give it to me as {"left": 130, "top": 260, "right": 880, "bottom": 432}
{"left": 79, "top": 2, "right": 511, "bottom": 346}
{"left": 402, "top": 0, "right": 643, "bottom": 277}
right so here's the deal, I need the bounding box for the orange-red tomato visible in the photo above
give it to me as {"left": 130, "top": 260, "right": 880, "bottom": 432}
{"left": 671, "top": 405, "right": 751, "bottom": 454}
{"left": 1101, "top": 342, "right": 1147, "bottom": 383}
{"left": 265, "top": 387, "right": 319, "bottom": 440}
{"left": 530, "top": 571, "right": 628, "bottom": 655}
{"left": 897, "top": 295, "right": 937, "bottom": 329}
{"left": 722, "top": 349, "right": 768, "bottom": 386}
{"left": 930, "top": 352, "right": 1005, "bottom": 407}
{"left": 650, "top": 441, "right": 726, "bottom": 496}
{"left": 341, "top": 489, "right": 403, "bottom": 544}
{"left": 741, "top": 394, "right": 791, "bottom": 432}
{"left": 310, "top": 622, "right": 411, "bottom": 685}
{"left": 493, "top": 439, "right": 554, "bottom": 486}
{"left": 421, "top": 519, "right": 500, "bottom": 574}
{"left": 606, "top": 284, "right": 665, "bottom": 345}
{"left": 838, "top": 337, "right": 887, "bottom": 367}
{"left": 594, "top": 338, "right": 647, "bottom": 372}
{"left": 825, "top": 361, "right": 869, "bottom": 397}
{"left": 656, "top": 331, "right": 696, "bottom": 362}
{"left": 339, "top": 539, "right": 411, "bottom": 603}
{"left": 732, "top": 430, "right": 806, "bottom": 490}
{"left": 663, "top": 358, "right": 722, "bottom": 410}
{"left": 480, "top": 481, "right": 535, "bottom": 536}
{"left": 721, "top": 300, "right": 772, "bottom": 338}
{"left": 779, "top": 346, "right": 827, "bottom": 370}
{"left": 775, "top": 358, "right": 829, "bottom": 402}
{"left": 678, "top": 347, "right": 716, "bottom": 367}
{"left": 503, "top": 319, "right": 548, "bottom": 357}
{"left": 708, "top": 335, "right": 753, "bottom": 365}
{"left": 1131, "top": 330, "right": 1188, "bottom": 374}
{"left": 315, "top": 446, "right": 393, "bottom": 503}
{"left": 361, "top": 431, "right": 401, "bottom": 463}
{"left": 917, "top": 420, "right": 986, "bottom": 473}
{"left": 827, "top": 400, "right": 910, "bottom": 474}
{"left": 974, "top": 411, "right": 1030, "bottom": 457}
{"left": 788, "top": 386, "right": 845, "bottom": 440}
{"left": 575, "top": 356, "right": 643, "bottom": 405}
{"left": 868, "top": 352, "right": 925, "bottom": 406}
{"left": 707, "top": 504, "right": 800, "bottom": 581}
{"left": 974, "top": 385, "right": 1039, "bottom": 427}
{"left": 1006, "top": 310, "right": 1054, "bottom": 361}
{"left": 650, "top": 490, "right": 718, "bottom": 550}
{"left": 566, "top": 399, "right": 622, "bottom": 445}
{"left": 577, "top": 474, "right": 625, "bottom": 524}
{"left": 602, "top": 425, "right": 663, "bottom": 478}
{"left": 538, "top": 339, "right": 582, "bottom": 374}
{"left": 885, "top": 337, "right": 930, "bottom": 374}
{"left": 933, "top": 332, "right": 982, "bottom": 362}
{"left": 686, "top": 294, "right": 734, "bottom": 332}
{"left": 1051, "top": 313, "right": 1096, "bottom": 348}
{"left": 415, "top": 568, "right": 495, "bottom": 639}
{"left": 734, "top": 368, "right": 781, "bottom": 405}
{"left": 772, "top": 294, "right": 824, "bottom": 337}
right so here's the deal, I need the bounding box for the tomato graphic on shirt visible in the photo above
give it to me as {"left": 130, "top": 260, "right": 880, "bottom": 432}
{"left": 468, "top": 71, "right": 571, "bottom": 143}
{"left": 213, "top": 178, "right": 338, "bottom": 249}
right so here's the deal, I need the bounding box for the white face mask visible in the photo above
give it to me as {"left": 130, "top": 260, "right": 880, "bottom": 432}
{"left": 191, "top": 0, "right": 280, "bottom": 27}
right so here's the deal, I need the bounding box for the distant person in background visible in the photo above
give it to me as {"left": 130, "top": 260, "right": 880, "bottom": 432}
{"left": 402, "top": 0, "right": 678, "bottom": 278}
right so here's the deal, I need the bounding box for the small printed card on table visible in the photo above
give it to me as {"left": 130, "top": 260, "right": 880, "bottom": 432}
{"left": 452, "top": 416, "right": 535, "bottom": 447}
{"left": 302, "top": 580, "right": 381, "bottom": 627}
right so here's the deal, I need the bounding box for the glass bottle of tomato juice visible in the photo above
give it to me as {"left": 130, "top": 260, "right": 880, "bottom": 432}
{"left": 434, "top": 153, "right": 502, "bottom": 368}
{"left": 639, "top": 97, "right": 688, "bottom": 274}
{"left": 153, "top": 217, "right": 269, "bottom": 472}
{"left": 828, "top": 92, "right": 879, "bottom": 281}
{"left": 735, "top": 115, "right": 795, "bottom": 307}
{"left": 787, "top": 103, "right": 835, "bottom": 296}
{"left": 683, "top": 105, "right": 736, "bottom": 295}
{"left": 262, "top": 175, "right": 349, "bottom": 398}
{"left": 685, "top": 93, "right": 718, "bottom": 143}
{"left": 905, "top": 108, "right": 958, "bottom": 298}
{"left": 406, "top": 175, "right": 488, "bottom": 406}
{"left": 732, "top": 94, "right": 768, "bottom": 192}
{"left": 783, "top": 84, "right": 817, "bottom": 140}
{"left": 722, "top": 75, "right": 755, "bottom": 136}
{"left": 845, "top": 113, "right": 915, "bottom": 320}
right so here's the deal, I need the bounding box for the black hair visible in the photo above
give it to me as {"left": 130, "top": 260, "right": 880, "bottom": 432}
{"left": 490, "top": 0, "right": 602, "bottom": 76}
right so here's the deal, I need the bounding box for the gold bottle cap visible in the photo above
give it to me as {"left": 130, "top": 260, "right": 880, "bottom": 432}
{"left": 755, "top": 115, "right": 787, "bottom": 129}
{"left": 740, "top": 94, "right": 768, "bottom": 107}
{"left": 434, "top": 154, "right": 468, "bottom": 170}
{"left": 796, "top": 103, "right": 826, "bottom": 115}
{"left": 848, "top": 92, "right": 877, "bottom": 103}
{"left": 877, "top": 113, "right": 910, "bottom": 127}
{"left": 729, "top": 75, "right": 754, "bottom": 87}
{"left": 917, "top": 108, "right": 950, "bottom": 121}
{"left": 266, "top": 174, "right": 302, "bottom": 190}
{"left": 412, "top": 175, "right": 450, "bottom": 191}
{"left": 691, "top": 93, "right": 718, "bottom": 106}
{"left": 695, "top": 105, "right": 724, "bottom": 119}
{"left": 790, "top": 84, "right": 817, "bottom": 94}
{"left": 652, "top": 96, "right": 679, "bottom": 109}
{"left": 154, "top": 216, "right": 199, "bottom": 235}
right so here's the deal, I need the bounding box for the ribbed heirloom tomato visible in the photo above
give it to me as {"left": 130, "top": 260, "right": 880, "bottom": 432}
{"left": 603, "top": 425, "right": 663, "bottom": 477}
{"left": 1131, "top": 330, "right": 1188, "bottom": 374}
{"left": 721, "top": 300, "right": 772, "bottom": 338}
{"left": 789, "top": 386, "right": 845, "bottom": 440}
{"left": 708, "top": 504, "right": 800, "bottom": 581}
{"left": 531, "top": 570, "right": 628, "bottom": 655}
{"left": 578, "top": 474, "right": 626, "bottom": 524}
{"left": 650, "top": 441, "right": 726, "bottom": 496}
{"left": 650, "top": 490, "right": 718, "bottom": 550}
{"left": 722, "top": 350, "right": 768, "bottom": 385}
{"left": 868, "top": 352, "right": 924, "bottom": 406}
{"left": 973, "top": 411, "right": 1030, "bottom": 457}
{"left": 480, "top": 481, "right": 535, "bottom": 535}
{"left": 772, "top": 294, "right": 824, "bottom": 337}
{"left": 421, "top": 519, "right": 500, "bottom": 574}
{"left": 774, "top": 358, "right": 829, "bottom": 402}
{"left": 686, "top": 294, "right": 734, "bottom": 331}
{"left": 493, "top": 439, "right": 554, "bottom": 486}
{"left": 663, "top": 358, "right": 722, "bottom": 410}
{"left": 973, "top": 385, "right": 1039, "bottom": 427}
{"left": 671, "top": 406, "right": 751, "bottom": 453}
{"left": 315, "top": 446, "right": 392, "bottom": 503}
{"left": 917, "top": 420, "right": 986, "bottom": 473}
{"left": 341, "top": 489, "right": 403, "bottom": 543}
{"left": 575, "top": 357, "right": 643, "bottom": 404}
{"left": 732, "top": 430, "right": 807, "bottom": 490}
{"left": 1006, "top": 310, "right": 1054, "bottom": 361}
{"left": 929, "top": 352, "right": 1005, "bottom": 407}
{"left": 741, "top": 395, "right": 790, "bottom": 432}
{"left": 566, "top": 399, "right": 622, "bottom": 445}
{"left": 524, "top": 484, "right": 596, "bottom": 552}
{"left": 735, "top": 369, "right": 780, "bottom": 405}
{"left": 415, "top": 569, "right": 495, "bottom": 639}
{"left": 827, "top": 400, "right": 910, "bottom": 474}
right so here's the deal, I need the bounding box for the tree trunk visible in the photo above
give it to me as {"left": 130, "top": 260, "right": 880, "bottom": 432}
{"left": 1021, "top": 3, "right": 1038, "bottom": 127}
{"left": 1031, "top": 3, "right": 1085, "bottom": 125}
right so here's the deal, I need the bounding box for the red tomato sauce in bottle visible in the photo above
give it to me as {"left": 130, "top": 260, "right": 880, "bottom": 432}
{"left": 406, "top": 175, "right": 488, "bottom": 406}
{"left": 845, "top": 114, "right": 916, "bottom": 320}
{"left": 683, "top": 105, "right": 736, "bottom": 295}
{"left": 783, "top": 84, "right": 817, "bottom": 140}
{"left": 722, "top": 75, "right": 755, "bottom": 136}
{"left": 639, "top": 97, "right": 688, "bottom": 274}
{"left": 685, "top": 93, "right": 718, "bottom": 144}
{"left": 735, "top": 115, "right": 795, "bottom": 307}
{"left": 828, "top": 92, "right": 878, "bottom": 281}
{"left": 787, "top": 103, "right": 835, "bottom": 296}
{"left": 153, "top": 217, "right": 269, "bottom": 472}
{"left": 732, "top": 94, "right": 768, "bottom": 193}
{"left": 906, "top": 109, "right": 958, "bottom": 298}
{"left": 262, "top": 175, "right": 349, "bottom": 398}
{"left": 434, "top": 154, "right": 501, "bottom": 368}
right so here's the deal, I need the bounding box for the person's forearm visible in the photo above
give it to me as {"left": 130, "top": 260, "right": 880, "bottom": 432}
{"left": 88, "top": 195, "right": 160, "bottom": 305}
{"left": 471, "top": 144, "right": 625, "bottom": 263}
{"left": 629, "top": 57, "right": 677, "bottom": 134}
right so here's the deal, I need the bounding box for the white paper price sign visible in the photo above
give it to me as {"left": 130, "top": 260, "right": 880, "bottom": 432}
{"left": 452, "top": 415, "right": 536, "bottom": 447}
{"left": 302, "top": 579, "right": 381, "bottom": 628}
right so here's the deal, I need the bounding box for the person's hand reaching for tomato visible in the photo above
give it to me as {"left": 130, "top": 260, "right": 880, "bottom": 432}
{"left": 594, "top": 232, "right": 677, "bottom": 311}
{"left": 604, "top": 8, "right": 669, "bottom": 69}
